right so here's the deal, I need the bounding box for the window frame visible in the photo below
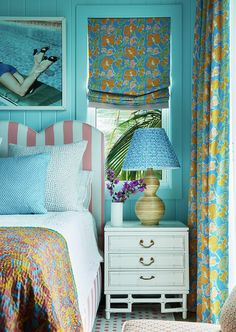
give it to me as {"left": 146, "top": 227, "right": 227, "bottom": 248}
{"left": 77, "top": 4, "right": 183, "bottom": 199}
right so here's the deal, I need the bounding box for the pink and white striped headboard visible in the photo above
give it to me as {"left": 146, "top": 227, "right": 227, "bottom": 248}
{"left": 0, "top": 120, "right": 105, "bottom": 248}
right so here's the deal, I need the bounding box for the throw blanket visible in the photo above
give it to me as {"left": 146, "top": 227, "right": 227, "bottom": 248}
{"left": 0, "top": 227, "right": 82, "bottom": 331}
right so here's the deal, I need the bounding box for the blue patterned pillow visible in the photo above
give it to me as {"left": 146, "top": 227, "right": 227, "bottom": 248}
{"left": 0, "top": 154, "right": 50, "bottom": 214}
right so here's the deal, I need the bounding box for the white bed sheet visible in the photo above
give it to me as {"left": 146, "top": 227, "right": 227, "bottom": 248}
{"left": 0, "top": 211, "right": 103, "bottom": 327}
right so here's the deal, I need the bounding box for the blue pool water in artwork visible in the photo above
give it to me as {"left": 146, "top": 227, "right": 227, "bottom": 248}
{"left": 0, "top": 20, "right": 62, "bottom": 106}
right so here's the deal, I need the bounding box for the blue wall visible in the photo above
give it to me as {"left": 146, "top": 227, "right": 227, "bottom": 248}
{"left": 0, "top": 0, "right": 195, "bottom": 224}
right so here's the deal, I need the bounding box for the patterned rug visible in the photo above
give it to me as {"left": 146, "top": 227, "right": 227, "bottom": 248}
{"left": 93, "top": 304, "right": 175, "bottom": 332}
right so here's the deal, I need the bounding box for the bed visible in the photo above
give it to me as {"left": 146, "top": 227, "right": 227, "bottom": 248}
{"left": 0, "top": 120, "right": 105, "bottom": 332}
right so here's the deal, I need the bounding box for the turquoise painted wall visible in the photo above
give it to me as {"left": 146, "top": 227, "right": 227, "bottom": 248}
{"left": 0, "top": 0, "right": 195, "bottom": 224}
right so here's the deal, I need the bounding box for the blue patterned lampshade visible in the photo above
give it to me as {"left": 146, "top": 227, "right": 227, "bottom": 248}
{"left": 123, "top": 128, "right": 180, "bottom": 170}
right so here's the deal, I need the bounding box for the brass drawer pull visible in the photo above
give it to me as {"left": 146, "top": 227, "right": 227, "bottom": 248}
{"left": 139, "top": 257, "right": 154, "bottom": 266}
{"left": 139, "top": 239, "right": 154, "bottom": 248}
{"left": 140, "top": 275, "right": 155, "bottom": 281}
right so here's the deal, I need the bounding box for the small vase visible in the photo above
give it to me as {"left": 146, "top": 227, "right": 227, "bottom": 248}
{"left": 111, "top": 202, "right": 123, "bottom": 226}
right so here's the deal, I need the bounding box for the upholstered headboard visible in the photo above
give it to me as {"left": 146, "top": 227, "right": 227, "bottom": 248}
{"left": 0, "top": 120, "right": 105, "bottom": 247}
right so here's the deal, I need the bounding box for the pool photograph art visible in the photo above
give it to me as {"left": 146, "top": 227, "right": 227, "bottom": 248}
{"left": 0, "top": 18, "right": 65, "bottom": 110}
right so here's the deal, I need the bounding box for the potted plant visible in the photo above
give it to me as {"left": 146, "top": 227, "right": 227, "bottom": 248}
{"left": 106, "top": 169, "right": 146, "bottom": 226}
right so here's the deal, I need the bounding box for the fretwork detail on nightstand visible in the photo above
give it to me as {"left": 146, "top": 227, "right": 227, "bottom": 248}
{"left": 104, "top": 221, "right": 189, "bottom": 320}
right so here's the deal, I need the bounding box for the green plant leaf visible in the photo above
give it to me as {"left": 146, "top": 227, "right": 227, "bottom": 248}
{"left": 106, "top": 110, "right": 162, "bottom": 180}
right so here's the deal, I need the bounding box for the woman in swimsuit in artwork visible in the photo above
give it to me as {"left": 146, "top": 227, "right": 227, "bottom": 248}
{"left": 0, "top": 47, "right": 57, "bottom": 97}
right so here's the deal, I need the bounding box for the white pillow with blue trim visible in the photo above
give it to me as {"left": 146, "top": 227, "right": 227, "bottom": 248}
{"left": 8, "top": 141, "right": 87, "bottom": 212}
{"left": 77, "top": 170, "right": 93, "bottom": 210}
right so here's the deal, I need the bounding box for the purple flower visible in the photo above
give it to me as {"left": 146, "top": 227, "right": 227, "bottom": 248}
{"left": 107, "top": 169, "right": 115, "bottom": 181}
{"left": 117, "top": 191, "right": 123, "bottom": 199}
{"left": 106, "top": 169, "right": 146, "bottom": 202}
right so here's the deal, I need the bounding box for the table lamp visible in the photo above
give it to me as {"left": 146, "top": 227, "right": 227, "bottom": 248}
{"left": 122, "top": 128, "right": 180, "bottom": 225}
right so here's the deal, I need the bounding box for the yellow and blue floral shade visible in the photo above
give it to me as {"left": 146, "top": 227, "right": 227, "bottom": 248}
{"left": 123, "top": 128, "right": 180, "bottom": 170}
{"left": 88, "top": 17, "right": 170, "bottom": 109}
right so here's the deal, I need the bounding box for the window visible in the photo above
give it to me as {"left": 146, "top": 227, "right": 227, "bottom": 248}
{"left": 88, "top": 17, "right": 171, "bottom": 182}
{"left": 77, "top": 4, "right": 183, "bottom": 198}
{"left": 94, "top": 107, "right": 170, "bottom": 182}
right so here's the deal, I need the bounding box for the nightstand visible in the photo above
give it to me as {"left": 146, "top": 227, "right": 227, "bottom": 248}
{"left": 104, "top": 221, "right": 189, "bottom": 320}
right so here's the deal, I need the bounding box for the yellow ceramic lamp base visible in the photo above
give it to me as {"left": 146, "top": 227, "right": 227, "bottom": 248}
{"left": 135, "top": 168, "right": 165, "bottom": 225}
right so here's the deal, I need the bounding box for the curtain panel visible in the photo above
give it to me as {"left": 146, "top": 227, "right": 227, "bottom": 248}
{"left": 88, "top": 17, "right": 170, "bottom": 109}
{"left": 188, "top": 0, "right": 230, "bottom": 324}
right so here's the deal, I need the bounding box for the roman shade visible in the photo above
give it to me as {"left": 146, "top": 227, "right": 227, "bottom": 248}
{"left": 88, "top": 17, "right": 171, "bottom": 109}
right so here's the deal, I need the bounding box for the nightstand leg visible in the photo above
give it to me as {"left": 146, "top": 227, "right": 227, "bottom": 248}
{"left": 182, "top": 294, "right": 187, "bottom": 319}
{"left": 105, "top": 295, "right": 111, "bottom": 320}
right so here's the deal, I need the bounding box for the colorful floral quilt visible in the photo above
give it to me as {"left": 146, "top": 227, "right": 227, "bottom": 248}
{"left": 0, "top": 227, "right": 82, "bottom": 331}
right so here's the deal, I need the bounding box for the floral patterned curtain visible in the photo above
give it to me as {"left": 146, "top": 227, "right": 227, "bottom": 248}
{"left": 88, "top": 18, "right": 170, "bottom": 109}
{"left": 188, "top": 0, "right": 230, "bottom": 324}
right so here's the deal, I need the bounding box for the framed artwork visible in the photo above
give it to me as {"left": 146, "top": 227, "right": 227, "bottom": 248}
{"left": 0, "top": 17, "right": 66, "bottom": 110}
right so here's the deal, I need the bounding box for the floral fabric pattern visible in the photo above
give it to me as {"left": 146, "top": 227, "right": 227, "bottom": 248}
{"left": 0, "top": 227, "right": 82, "bottom": 331}
{"left": 88, "top": 18, "right": 170, "bottom": 108}
{"left": 188, "top": 0, "right": 230, "bottom": 324}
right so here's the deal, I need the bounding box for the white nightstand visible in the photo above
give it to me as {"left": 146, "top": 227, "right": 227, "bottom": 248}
{"left": 104, "top": 221, "right": 189, "bottom": 320}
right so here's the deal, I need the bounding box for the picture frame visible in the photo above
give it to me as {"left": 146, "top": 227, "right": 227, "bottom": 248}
{"left": 0, "top": 17, "right": 66, "bottom": 111}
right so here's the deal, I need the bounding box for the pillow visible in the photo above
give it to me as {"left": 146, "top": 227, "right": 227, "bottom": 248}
{"left": 8, "top": 141, "right": 87, "bottom": 212}
{"left": 0, "top": 154, "right": 50, "bottom": 214}
{"left": 77, "top": 170, "right": 93, "bottom": 210}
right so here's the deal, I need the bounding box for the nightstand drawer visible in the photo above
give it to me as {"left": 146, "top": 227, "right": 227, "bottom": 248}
{"left": 108, "top": 234, "right": 186, "bottom": 252}
{"left": 108, "top": 270, "right": 186, "bottom": 288}
{"left": 108, "top": 252, "right": 186, "bottom": 269}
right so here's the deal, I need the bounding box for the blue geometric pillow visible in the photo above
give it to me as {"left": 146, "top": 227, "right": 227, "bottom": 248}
{"left": 0, "top": 154, "right": 50, "bottom": 214}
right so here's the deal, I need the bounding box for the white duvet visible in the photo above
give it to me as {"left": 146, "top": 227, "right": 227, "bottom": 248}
{"left": 0, "top": 211, "right": 103, "bottom": 324}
